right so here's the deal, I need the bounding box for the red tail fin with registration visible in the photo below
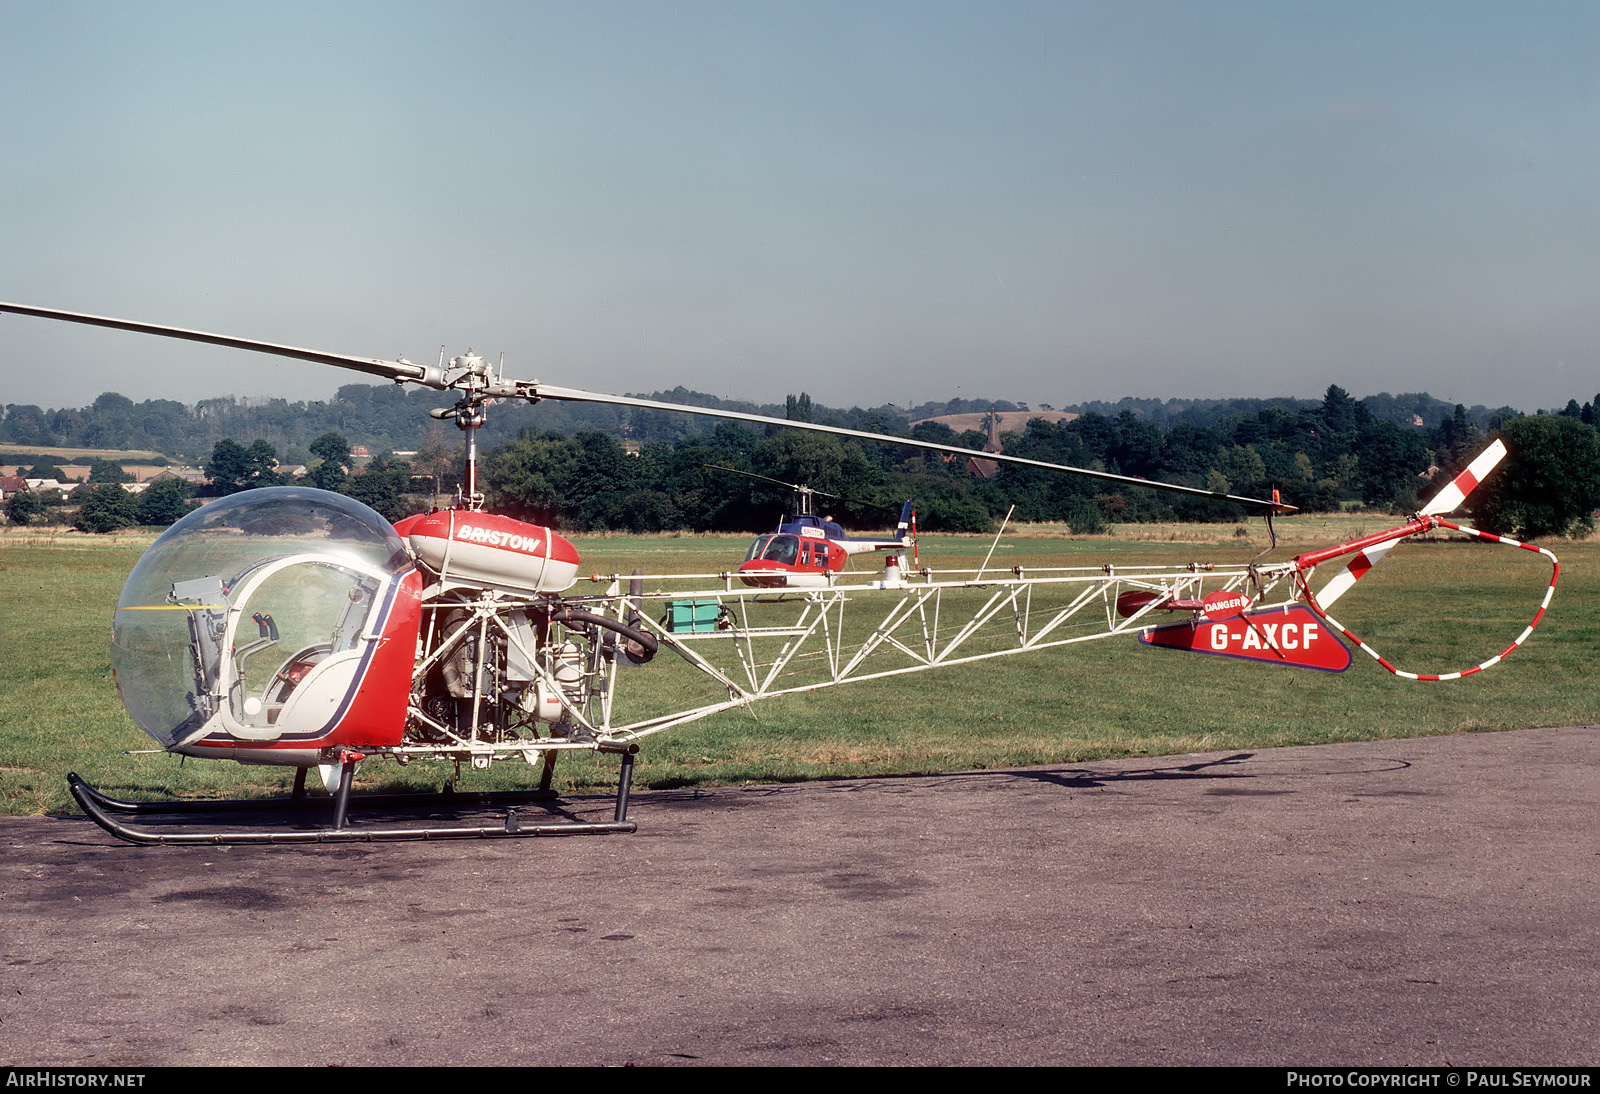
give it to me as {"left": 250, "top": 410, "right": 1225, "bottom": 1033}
{"left": 1139, "top": 606, "right": 1352, "bottom": 672}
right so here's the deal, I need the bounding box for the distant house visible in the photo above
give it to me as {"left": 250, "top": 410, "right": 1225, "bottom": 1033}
{"left": 123, "top": 465, "right": 181, "bottom": 483}
{"left": 0, "top": 475, "right": 27, "bottom": 501}
{"left": 969, "top": 414, "right": 1004, "bottom": 480}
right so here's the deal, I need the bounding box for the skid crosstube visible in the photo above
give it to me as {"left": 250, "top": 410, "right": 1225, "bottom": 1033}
{"left": 66, "top": 744, "right": 639, "bottom": 845}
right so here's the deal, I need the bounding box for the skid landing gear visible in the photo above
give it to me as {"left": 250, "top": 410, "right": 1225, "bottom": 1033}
{"left": 66, "top": 744, "right": 640, "bottom": 846}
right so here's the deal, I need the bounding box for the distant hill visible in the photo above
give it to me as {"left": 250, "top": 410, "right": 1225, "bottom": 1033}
{"left": 910, "top": 411, "right": 1078, "bottom": 433}
{"left": 0, "top": 443, "right": 165, "bottom": 462}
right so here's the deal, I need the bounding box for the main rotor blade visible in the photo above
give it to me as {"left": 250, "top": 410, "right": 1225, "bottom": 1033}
{"left": 534, "top": 384, "right": 1292, "bottom": 513}
{"left": 0, "top": 301, "right": 1291, "bottom": 512}
{"left": 0, "top": 302, "right": 441, "bottom": 388}
{"left": 703, "top": 464, "right": 840, "bottom": 499}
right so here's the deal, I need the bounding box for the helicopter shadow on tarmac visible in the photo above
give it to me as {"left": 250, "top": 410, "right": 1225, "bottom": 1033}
{"left": 631, "top": 748, "right": 1415, "bottom": 812}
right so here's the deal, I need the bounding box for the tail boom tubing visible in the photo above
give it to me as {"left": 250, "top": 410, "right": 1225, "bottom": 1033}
{"left": 1293, "top": 515, "right": 1439, "bottom": 573}
{"left": 0, "top": 301, "right": 1291, "bottom": 515}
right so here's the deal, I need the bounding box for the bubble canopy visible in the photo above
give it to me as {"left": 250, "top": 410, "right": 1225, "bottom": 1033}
{"left": 111, "top": 488, "right": 411, "bottom": 749}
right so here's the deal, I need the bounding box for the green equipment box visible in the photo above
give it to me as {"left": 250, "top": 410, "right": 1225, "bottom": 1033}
{"left": 664, "top": 599, "right": 723, "bottom": 633}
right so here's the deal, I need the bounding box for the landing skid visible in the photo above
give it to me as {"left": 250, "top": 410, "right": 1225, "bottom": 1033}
{"left": 66, "top": 746, "right": 640, "bottom": 845}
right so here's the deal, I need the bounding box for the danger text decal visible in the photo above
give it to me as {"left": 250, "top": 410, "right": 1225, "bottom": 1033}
{"left": 1201, "top": 590, "right": 1252, "bottom": 617}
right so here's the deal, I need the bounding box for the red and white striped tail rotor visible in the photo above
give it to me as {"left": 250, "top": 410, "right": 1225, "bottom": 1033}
{"left": 1314, "top": 439, "right": 1507, "bottom": 610}
{"left": 1288, "top": 439, "right": 1557, "bottom": 680}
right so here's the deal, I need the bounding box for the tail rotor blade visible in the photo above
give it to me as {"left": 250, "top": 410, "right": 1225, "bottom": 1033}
{"left": 1420, "top": 439, "right": 1507, "bottom": 516}
{"left": 1314, "top": 439, "right": 1508, "bottom": 609}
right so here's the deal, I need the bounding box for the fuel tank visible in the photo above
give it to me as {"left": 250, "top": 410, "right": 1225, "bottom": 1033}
{"left": 400, "top": 510, "right": 581, "bottom": 593}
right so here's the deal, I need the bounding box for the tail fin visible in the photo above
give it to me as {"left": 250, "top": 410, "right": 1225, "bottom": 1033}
{"left": 896, "top": 501, "right": 913, "bottom": 543}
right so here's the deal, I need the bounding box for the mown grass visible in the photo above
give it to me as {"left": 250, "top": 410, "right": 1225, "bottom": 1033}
{"left": 1, "top": 521, "right": 1595, "bottom": 814}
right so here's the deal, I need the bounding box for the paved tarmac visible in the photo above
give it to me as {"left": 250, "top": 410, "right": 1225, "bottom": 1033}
{"left": 0, "top": 726, "right": 1595, "bottom": 1067}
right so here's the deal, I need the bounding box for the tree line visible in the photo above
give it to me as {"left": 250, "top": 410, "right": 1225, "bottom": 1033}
{"left": 10, "top": 385, "right": 1600, "bottom": 541}
{"left": 478, "top": 385, "right": 1600, "bottom": 540}
{"left": 0, "top": 381, "right": 1521, "bottom": 463}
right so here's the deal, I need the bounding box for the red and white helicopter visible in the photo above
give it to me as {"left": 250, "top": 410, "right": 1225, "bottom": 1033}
{"left": 0, "top": 303, "right": 1561, "bottom": 845}
{"left": 704, "top": 465, "right": 917, "bottom": 589}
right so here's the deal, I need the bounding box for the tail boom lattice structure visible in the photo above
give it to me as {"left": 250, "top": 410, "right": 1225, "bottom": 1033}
{"left": 563, "top": 559, "right": 1306, "bottom": 742}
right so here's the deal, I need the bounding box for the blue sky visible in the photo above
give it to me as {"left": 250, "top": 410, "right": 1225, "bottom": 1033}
{"left": 3, "top": 1, "right": 1598, "bottom": 414}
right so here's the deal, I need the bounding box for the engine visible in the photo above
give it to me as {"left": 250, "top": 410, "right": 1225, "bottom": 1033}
{"left": 398, "top": 509, "right": 658, "bottom": 753}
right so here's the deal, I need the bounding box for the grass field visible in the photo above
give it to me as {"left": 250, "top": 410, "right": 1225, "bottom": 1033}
{"left": 1, "top": 519, "right": 1595, "bottom": 815}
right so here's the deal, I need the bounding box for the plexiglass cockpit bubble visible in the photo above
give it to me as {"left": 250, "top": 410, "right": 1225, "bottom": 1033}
{"left": 111, "top": 488, "right": 410, "bottom": 749}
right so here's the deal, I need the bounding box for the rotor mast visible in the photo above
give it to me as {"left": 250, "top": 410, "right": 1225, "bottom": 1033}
{"left": 426, "top": 348, "right": 494, "bottom": 510}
